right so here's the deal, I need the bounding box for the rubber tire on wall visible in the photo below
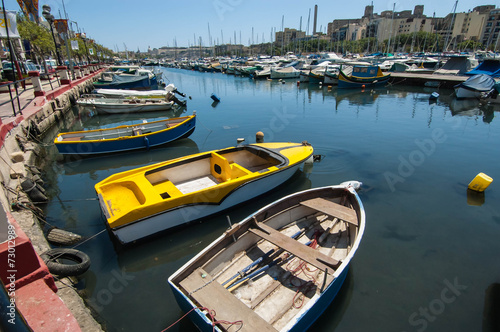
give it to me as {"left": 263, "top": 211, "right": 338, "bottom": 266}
{"left": 41, "top": 248, "right": 91, "bottom": 277}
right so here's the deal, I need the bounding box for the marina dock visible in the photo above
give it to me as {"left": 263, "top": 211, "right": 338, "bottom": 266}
{"left": 389, "top": 72, "right": 468, "bottom": 88}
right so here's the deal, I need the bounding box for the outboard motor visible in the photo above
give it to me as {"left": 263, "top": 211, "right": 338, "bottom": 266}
{"left": 167, "top": 91, "right": 187, "bottom": 107}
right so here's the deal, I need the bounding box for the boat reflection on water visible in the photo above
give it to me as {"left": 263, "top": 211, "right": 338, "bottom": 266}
{"left": 334, "top": 88, "right": 380, "bottom": 109}
{"left": 116, "top": 170, "right": 312, "bottom": 271}
{"left": 448, "top": 99, "right": 496, "bottom": 123}
{"left": 60, "top": 138, "right": 199, "bottom": 175}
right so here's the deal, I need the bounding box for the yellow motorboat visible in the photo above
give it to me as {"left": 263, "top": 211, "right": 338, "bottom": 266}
{"left": 95, "top": 142, "right": 313, "bottom": 244}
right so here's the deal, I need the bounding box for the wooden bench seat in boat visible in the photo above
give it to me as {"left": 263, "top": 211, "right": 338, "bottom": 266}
{"left": 180, "top": 267, "right": 277, "bottom": 332}
{"left": 300, "top": 198, "right": 358, "bottom": 226}
{"left": 60, "top": 135, "right": 84, "bottom": 141}
{"left": 248, "top": 221, "right": 340, "bottom": 273}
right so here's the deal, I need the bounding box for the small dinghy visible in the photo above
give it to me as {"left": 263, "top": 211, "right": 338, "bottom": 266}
{"left": 454, "top": 74, "right": 496, "bottom": 99}
{"left": 168, "top": 183, "right": 365, "bottom": 332}
{"left": 76, "top": 94, "right": 174, "bottom": 114}
{"left": 54, "top": 114, "right": 196, "bottom": 155}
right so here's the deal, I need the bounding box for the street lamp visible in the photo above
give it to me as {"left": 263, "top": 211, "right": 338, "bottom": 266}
{"left": 42, "top": 5, "right": 63, "bottom": 66}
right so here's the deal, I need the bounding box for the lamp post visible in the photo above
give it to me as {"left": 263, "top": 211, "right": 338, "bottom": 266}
{"left": 42, "top": 5, "right": 63, "bottom": 66}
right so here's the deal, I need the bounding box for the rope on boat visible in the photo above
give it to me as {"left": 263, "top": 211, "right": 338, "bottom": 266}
{"left": 285, "top": 230, "right": 321, "bottom": 309}
{"left": 161, "top": 306, "right": 243, "bottom": 332}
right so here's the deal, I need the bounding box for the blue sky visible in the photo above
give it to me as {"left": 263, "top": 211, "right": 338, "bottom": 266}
{"left": 3, "top": 0, "right": 496, "bottom": 51}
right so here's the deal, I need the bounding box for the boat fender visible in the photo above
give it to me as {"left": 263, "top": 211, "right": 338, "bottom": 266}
{"left": 47, "top": 227, "right": 82, "bottom": 246}
{"left": 144, "top": 137, "right": 150, "bottom": 150}
{"left": 41, "top": 248, "right": 91, "bottom": 277}
{"left": 21, "top": 178, "right": 48, "bottom": 203}
{"left": 340, "top": 180, "right": 363, "bottom": 191}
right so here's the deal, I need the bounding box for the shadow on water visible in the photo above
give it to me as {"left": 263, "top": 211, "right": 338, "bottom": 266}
{"left": 483, "top": 283, "right": 500, "bottom": 332}
{"left": 56, "top": 138, "right": 200, "bottom": 175}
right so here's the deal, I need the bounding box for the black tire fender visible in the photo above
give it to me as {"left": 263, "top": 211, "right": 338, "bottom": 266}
{"left": 41, "top": 248, "right": 91, "bottom": 277}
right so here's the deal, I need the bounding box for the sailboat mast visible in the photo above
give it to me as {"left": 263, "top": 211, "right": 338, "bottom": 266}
{"left": 281, "top": 15, "right": 285, "bottom": 55}
{"left": 444, "top": 0, "right": 458, "bottom": 52}
{"left": 298, "top": 16, "right": 302, "bottom": 54}
{"left": 386, "top": 3, "right": 395, "bottom": 55}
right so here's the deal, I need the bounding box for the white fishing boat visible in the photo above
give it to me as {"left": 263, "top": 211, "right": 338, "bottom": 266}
{"left": 93, "top": 83, "right": 180, "bottom": 99}
{"left": 270, "top": 67, "right": 300, "bottom": 79}
{"left": 76, "top": 94, "right": 174, "bottom": 114}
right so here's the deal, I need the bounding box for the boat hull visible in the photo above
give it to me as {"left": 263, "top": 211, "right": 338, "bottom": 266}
{"left": 308, "top": 72, "right": 324, "bottom": 84}
{"left": 454, "top": 86, "right": 482, "bottom": 99}
{"left": 324, "top": 71, "right": 339, "bottom": 85}
{"left": 299, "top": 71, "right": 309, "bottom": 83}
{"left": 111, "top": 164, "right": 300, "bottom": 244}
{"left": 55, "top": 116, "right": 195, "bottom": 155}
{"left": 77, "top": 100, "right": 173, "bottom": 114}
{"left": 270, "top": 70, "right": 300, "bottom": 79}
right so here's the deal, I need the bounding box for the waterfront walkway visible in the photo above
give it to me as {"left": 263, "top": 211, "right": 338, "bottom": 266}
{"left": 0, "top": 68, "right": 105, "bottom": 331}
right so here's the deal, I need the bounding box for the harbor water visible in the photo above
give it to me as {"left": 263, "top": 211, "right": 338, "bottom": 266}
{"left": 42, "top": 68, "right": 500, "bottom": 332}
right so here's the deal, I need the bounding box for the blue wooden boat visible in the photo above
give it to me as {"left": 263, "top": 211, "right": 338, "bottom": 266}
{"left": 93, "top": 70, "right": 159, "bottom": 90}
{"left": 54, "top": 114, "right": 195, "bottom": 155}
{"left": 168, "top": 183, "right": 365, "bottom": 332}
{"left": 338, "top": 65, "right": 390, "bottom": 89}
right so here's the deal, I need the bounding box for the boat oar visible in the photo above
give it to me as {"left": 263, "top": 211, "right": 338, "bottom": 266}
{"left": 226, "top": 239, "right": 315, "bottom": 293}
{"left": 223, "top": 214, "right": 331, "bottom": 290}
{"left": 226, "top": 254, "right": 293, "bottom": 293}
{"left": 221, "top": 248, "right": 274, "bottom": 287}
{"left": 222, "top": 229, "right": 303, "bottom": 288}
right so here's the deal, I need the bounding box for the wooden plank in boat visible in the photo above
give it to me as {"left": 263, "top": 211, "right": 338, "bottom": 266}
{"left": 180, "top": 268, "right": 277, "bottom": 332}
{"left": 300, "top": 198, "right": 358, "bottom": 226}
{"left": 60, "top": 135, "right": 84, "bottom": 141}
{"left": 249, "top": 222, "right": 340, "bottom": 272}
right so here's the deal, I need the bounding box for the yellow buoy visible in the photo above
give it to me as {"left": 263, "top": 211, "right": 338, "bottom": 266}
{"left": 468, "top": 172, "right": 493, "bottom": 192}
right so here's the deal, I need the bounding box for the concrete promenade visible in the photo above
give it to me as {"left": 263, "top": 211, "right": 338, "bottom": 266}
{"left": 0, "top": 67, "right": 105, "bottom": 331}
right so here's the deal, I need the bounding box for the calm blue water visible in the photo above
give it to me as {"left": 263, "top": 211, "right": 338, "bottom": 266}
{"left": 41, "top": 68, "right": 500, "bottom": 332}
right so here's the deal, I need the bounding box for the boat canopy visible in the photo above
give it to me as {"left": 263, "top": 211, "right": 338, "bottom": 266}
{"left": 466, "top": 59, "right": 500, "bottom": 77}
{"left": 434, "top": 56, "right": 474, "bottom": 75}
{"left": 459, "top": 74, "right": 496, "bottom": 92}
{"left": 98, "top": 74, "right": 150, "bottom": 87}
{"left": 351, "top": 65, "right": 383, "bottom": 78}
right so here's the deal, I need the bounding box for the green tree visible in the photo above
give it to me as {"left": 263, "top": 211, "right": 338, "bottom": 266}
{"left": 17, "top": 16, "right": 55, "bottom": 63}
{"left": 457, "top": 40, "right": 484, "bottom": 51}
